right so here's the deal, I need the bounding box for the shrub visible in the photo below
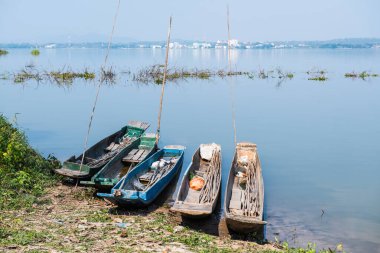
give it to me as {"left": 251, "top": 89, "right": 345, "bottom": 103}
{"left": 0, "top": 115, "right": 60, "bottom": 210}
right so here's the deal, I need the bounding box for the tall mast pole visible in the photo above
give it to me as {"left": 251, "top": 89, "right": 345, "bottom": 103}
{"left": 156, "top": 16, "right": 173, "bottom": 145}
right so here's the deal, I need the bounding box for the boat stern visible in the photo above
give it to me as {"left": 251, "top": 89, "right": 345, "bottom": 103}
{"left": 54, "top": 161, "right": 92, "bottom": 179}
{"left": 171, "top": 202, "right": 214, "bottom": 218}
{"left": 225, "top": 213, "right": 266, "bottom": 234}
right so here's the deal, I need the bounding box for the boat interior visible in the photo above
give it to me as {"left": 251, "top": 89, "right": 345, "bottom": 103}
{"left": 176, "top": 144, "right": 221, "bottom": 206}
{"left": 228, "top": 143, "right": 263, "bottom": 219}
{"left": 121, "top": 150, "right": 181, "bottom": 192}
{"left": 96, "top": 133, "right": 157, "bottom": 181}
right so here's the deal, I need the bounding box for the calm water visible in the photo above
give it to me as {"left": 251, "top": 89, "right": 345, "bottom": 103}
{"left": 1, "top": 48, "right": 380, "bottom": 252}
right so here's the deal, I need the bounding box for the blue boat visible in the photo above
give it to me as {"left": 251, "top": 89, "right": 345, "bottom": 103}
{"left": 97, "top": 145, "right": 185, "bottom": 206}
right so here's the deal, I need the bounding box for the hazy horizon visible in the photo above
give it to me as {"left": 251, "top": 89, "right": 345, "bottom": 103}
{"left": 1, "top": 37, "right": 380, "bottom": 45}
{"left": 1, "top": 0, "right": 379, "bottom": 43}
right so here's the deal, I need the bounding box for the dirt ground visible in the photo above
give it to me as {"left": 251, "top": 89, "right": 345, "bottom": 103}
{"left": 0, "top": 183, "right": 280, "bottom": 253}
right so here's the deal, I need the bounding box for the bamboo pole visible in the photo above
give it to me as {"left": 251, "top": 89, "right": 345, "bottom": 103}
{"left": 77, "top": 0, "right": 121, "bottom": 178}
{"left": 156, "top": 16, "right": 173, "bottom": 145}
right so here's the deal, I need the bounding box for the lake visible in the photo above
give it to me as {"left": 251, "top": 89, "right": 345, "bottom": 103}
{"left": 1, "top": 48, "right": 379, "bottom": 252}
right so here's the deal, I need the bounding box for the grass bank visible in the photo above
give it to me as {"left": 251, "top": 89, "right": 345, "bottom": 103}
{"left": 0, "top": 116, "right": 344, "bottom": 252}
{"left": 0, "top": 184, "right": 343, "bottom": 253}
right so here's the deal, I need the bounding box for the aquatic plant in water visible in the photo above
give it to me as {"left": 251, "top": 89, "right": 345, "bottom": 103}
{"left": 13, "top": 65, "right": 42, "bottom": 83}
{"left": 31, "top": 49, "right": 40, "bottom": 56}
{"left": 344, "top": 71, "right": 379, "bottom": 80}
{"left": 0, "top": 49, "right": 9, "bottom": 56}
{"left": 49, "top": 69, "right": 95, "bottom": 84}
{"left": 101, "top": 66, "right": 117, "bottom": 84}
{"left": 11, "top": 64, "right": 96, "bottom": 85}
{"left": 307, "top": 69, "right": 328, "bottom": 81}
{"left": 132, "top": 65, "right": 254, "bottom": 84}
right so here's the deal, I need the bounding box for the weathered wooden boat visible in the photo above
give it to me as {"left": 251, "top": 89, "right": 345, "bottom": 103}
{"left": 171, "top": 143, "right": 221, "bottom": 217}
{"left": 54, "top": 121, "right": 150, "bottom": 179}
{"left": 97, "top": 145, "right": 185, "bottom": 206}
{"left": 81, "top": 133, "right": 157, "bottom": 190}
{"left": 224, "top": 142, "right": 266, "bottom": 233}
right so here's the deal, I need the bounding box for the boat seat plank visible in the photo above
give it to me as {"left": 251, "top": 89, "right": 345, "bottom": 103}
{"left": 139, "top": 149, "right": 150, "bottom": 160}
{"left": 123, "top": 149, "right": 152, "bottom": 163}
{"left": 132, "top": 150, "right": 150, "bottom": 162}
{"left": 132, "top": 149, "right": 145, "bottom": 160}
{"left": 122, "top": 149, "right": 139, "bottom": 162}
{"left": 127, "top": 121, "right": 150, "bottom": 131}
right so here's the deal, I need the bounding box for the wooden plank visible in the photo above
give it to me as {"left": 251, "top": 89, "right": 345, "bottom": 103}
{"left": 122, "top": 149, "right": 139, "bottom": 162}
{"left": 105, "top": 142, "right": 115, "bottom": 152}
{"left": 127, "top": 121, "right": 150, "bottom": 130}
{"left": 229, "top": 200, "right": 242, "bottom": 209}
{"left": 132, "top": 149, "right": 145, "bottom": 161}
{"left": 139, "top": 171, "right": 154, "bottom": 182}
{"left": 230, "top": 209, "right": 244, "bottom": 216}
{"left": 229, "top": 188, "right": 242, "bottom": 210}
{"left": 138, "top": 150, "right": 150, "bottom": 161}
{"left": 110, "top": 143, "right": 120, "bottom": 152}
{"left": 184, "top": 189, "right": 201, "bottom": 203}
{"left": 143, "top": 133, "right": 156, "bottom": 138}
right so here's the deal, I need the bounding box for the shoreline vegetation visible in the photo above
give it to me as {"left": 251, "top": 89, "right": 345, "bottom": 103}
{"left": 0, "top": 115, "right": 346, "bottom": 253}
{"left": 0, "top": 115, "right": 60, "bottom": 210}
{"left": 0, "top": 64, "right": 378, "bottom": 85}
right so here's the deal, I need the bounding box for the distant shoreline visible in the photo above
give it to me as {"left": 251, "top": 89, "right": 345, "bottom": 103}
{"left": 1, "top": 38, "right": 380, "bottom": 50}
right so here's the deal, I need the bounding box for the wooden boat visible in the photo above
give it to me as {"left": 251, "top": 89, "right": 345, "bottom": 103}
{"left": 81, "top": 133, "right": 157, "bottom": 190}
{"left": 171, "top": 143, "right": 221, "bottom": 217}
{"left": 97, "top": 145, "right": 185, "bottom": 206}
{"left": 54, "top": 121, "right": 150, "bottom": 179}
{"left": 224, "top": 142, "right": 266, "bottom": 233}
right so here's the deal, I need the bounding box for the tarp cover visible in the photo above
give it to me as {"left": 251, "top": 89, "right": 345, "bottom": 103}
{"left": 200, "top": 143, "right": 220, "bottom": 161}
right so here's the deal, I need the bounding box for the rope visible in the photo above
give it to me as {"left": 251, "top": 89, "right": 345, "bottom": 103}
{"left": 156, "top": 16, "right": 172, "bottom": 145}
{"left": 227, "top": 5, "right": 237, "bottom": 146}
{"left": 78, "top": 0, "right": 121, "bottom": 175}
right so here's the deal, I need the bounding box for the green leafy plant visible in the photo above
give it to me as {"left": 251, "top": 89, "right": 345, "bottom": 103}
{"left": 0, "top": 49, "right": 9, "bottom": 56}
{"left": 31, "top": 49, "right": 40, "bottom": 56}
{"left": 0, "top": 115, "right": 61, "bottom": 210}
{"left": 307, "top": 69, "right": 328, "bottom": 81}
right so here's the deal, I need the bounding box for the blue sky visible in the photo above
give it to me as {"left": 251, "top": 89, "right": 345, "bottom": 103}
{"left": 0, "top": 0, "right": 379, "bottom": 43}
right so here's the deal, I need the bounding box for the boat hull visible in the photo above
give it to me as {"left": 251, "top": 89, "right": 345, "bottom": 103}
{"left": 98, "top": 146, "right": 185, "bottom": 207}
{"left": 171, "top": 202, "right": 215, "bottom": 218}
{"left": 55, "top": 121, "right": 150, "bottom": 180}
{"left": 223, "top": 142, "right": 265, "bottom": 234}
{"left": 225, "top": 213, "right": 266, "bottom": 234}
{"left": 171, "top": 145, "right": 221, "bottom": 218}
{"left": 81, "top": 134, "right": 157, "bottom": 190}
